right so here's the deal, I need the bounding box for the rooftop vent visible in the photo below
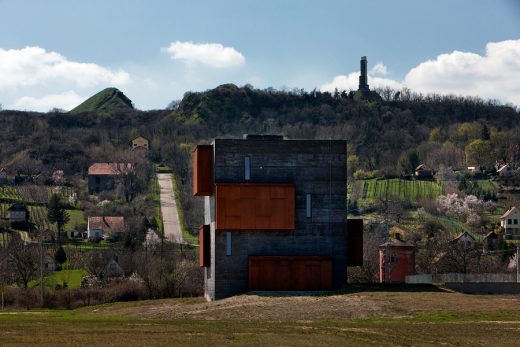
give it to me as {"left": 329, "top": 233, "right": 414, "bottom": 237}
{"left": 243, "top": 134, "right": 284, "bottom": 140}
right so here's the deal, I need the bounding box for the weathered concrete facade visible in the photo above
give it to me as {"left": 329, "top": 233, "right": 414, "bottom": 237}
{"left": 200, "top": 137, "right": 347, "bottom": 300}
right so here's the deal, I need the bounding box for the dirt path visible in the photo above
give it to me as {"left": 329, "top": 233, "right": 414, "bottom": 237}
{"left": 157, "top": 173, "right": 184, "bottom": 244}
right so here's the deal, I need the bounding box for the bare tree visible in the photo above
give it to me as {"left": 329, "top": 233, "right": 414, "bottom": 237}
{"left": 6, "top": 235, "right": 39, "bottom": 289}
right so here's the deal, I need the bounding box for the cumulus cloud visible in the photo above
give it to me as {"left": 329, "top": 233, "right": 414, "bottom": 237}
{"left": 370, "top": 62, "right": 388, "bottom": 76}
{"left": 13, "top": 90, "right": 85, "bottom": 112}
{"left": 320, "top": 72, "right": 402, "bottom": 92}
{"left": 162, "top": 41, "right": 245, "bottom": 68}
{"left": 0, "top": 46, "right": 130, "bottom": 89}
{"left": 320, "top": 39, "right": 520, "bottom": 106}
{"left": 404, "top": 39, "right": 520, "bottom": 105}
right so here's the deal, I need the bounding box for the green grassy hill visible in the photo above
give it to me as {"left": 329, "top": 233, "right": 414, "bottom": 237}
{"left": 69, "top": 87, "right": 134, "bottom": 114}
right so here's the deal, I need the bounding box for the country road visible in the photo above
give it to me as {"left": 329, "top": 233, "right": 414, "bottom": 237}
{"left": 157, "top": 173, "right": 184, "bottom": 244}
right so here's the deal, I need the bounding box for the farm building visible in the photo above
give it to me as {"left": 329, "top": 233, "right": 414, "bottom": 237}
{"left": 7, "top": 203, "right": 29, "bottom": 226}
{"left": 500, "top": 206, "right": 520, "bottom": 239}
{"left": 87, "top": 216, "right": 125, "bottom": 240}
{"left": 194, "top": 135, "right": 360, "bottom": 300}
{"left": 450, "top": 231, "right": 476, "bottom": 248}
{"left": 415, "top": 164, "right": 433, "bottom": 178}
{"left": 379, "top": 234, "right": 415, "bottom": 283}
{"left": 130, "top": 136, "right": 150, "bottom": 151}
{"left": 87, "top": 163, "right": 132, "bottom": 194}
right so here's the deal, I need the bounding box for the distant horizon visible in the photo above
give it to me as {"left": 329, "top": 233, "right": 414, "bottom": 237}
{"left": 0, "top": 0, "right": 519, "bottom": 111}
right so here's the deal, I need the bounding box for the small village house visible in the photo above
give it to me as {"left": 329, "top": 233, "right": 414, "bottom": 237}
{"left": 87, "top": 216, "right": 125, "bottom": 240}
{"left": 500, "top": 206, "right": 520, "bottom": 239}
{"left": 87, "top": 163, "right": 131, "bottom": 194}
{"left": 0, "top": 168, "right": 7, "bottom": 184}
{"left": 483, "top": 231, "right": 500, "bottom": 252}
{"left": 130, "top": 136, "right": 150, "bottom": 151}
{"left": 379, "top": 233, "right": 415, "bottom": 283}
{"left": 415, "top": 164, "right": 433, "bottom": 178}
{"left": 7, "top": 203, "right": 29, "bottom": 226}
{"left": 451, "top": 231, "right": 476, "bottom": 248}
{"left": 497, "top": 164, "right": 512, "bottom": 177}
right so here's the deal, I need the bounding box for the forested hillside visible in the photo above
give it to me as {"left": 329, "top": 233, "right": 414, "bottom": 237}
{"left": 1, "top": 84, "right": 519, "bottom": 232}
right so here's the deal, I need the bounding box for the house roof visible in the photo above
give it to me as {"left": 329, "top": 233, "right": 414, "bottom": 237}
{"left": 451, "top": 231, "right": 476, "bottom": 242}
{"left": 483, "top": 231, "right": 498, "bottom": 240}
{"left": 131, "top": 136, "right": 149, "bottom": 142}
{"left": 88, "top": 163, "right": 132, "bottom": 175}
{"left": 500, "top": 206, "right": 518, "bottom": 220}
{"left": 379, "top": 236, "right": 414, "bottom": 248}
{"left": 88, "top": 216, "right": 125, "bottom": 234}
{"left": 497, "top": 164, "right": 510, "bottom": 173}
{"left": 415, "top": 164, "right": 431, "bottom": 171}
{"left": 8, "top": 203, "right": 28, "bottom": 212}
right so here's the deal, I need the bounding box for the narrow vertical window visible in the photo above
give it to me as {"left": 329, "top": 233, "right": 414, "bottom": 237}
{"left": 245, "top": 156, "right": 251, "bottom": 181}
{"left": 226, "top": 232, "right": 232, "bottom": 256}
{"left": 306, "top": 193, "right": 312, "bottom": 218}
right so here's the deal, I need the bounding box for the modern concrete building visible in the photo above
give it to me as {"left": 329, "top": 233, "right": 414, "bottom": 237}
{"left": 194, "top": 135, "right": 359, "bottom": 300}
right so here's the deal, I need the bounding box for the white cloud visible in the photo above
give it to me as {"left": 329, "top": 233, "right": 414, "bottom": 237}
{"left": 404, "top": 39, "right": 520, "bottom": 105}
{"left": 370, "top": 62, "right": 388, "bottom": 76}
{"left": 13, "top": 90, "right": 85, "bottom": 112}
{"left": 320, "top": 72, "right": 402, "bottom": 92}
{"left": 0, "top": 46, "right": 130, "bottom": 89}
{"left": 162, "top": 41, "right": 245, "bottom": 68}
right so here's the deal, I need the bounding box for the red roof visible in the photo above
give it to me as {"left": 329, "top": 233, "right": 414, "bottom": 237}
{"left": 88, "top": 163, "right": 132, "bottom": 175}
{"left": 88, "top": 216, "right": 125, "bottom": 234}
{"left": 500, "top": 206, "right": 518, "bottom": 220}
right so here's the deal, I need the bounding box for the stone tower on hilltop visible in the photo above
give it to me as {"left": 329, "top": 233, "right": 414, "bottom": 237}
{"left": 358, "top": 56, "right": 370, "bottom": 92}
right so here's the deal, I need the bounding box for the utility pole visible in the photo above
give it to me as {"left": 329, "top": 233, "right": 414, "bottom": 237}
{"left": 39, "top": 226, "right": 44, "bottom": 307}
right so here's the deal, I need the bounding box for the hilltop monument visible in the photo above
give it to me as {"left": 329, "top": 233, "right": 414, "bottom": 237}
{"left": 358, "top": 56, "right": 370, "bottom": 92}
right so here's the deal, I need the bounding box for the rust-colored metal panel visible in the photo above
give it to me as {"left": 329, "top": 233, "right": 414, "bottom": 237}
{"left": 249, "top": 256, "right": 332, "bottom": 291}
{"left": 347, "top": 219, "right": 363, "bottom": 266}
{"left": 199, "top": 224, "right": 210, "bottom": 267}
{"left": 215, "top": 183, "right": 295, "bottom": 230}
{"left": 193, "top": 145, "right": 213, "bottom": 196}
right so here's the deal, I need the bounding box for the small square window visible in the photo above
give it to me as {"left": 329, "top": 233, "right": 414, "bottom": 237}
{"left": 515, "top": 219, "right": 518, "bottom": 225}
{"left": 390, "top": 255, "right": 398, "bottom": 263}
{"left": 508, "top": 219, "right": 512, "bottom": 225}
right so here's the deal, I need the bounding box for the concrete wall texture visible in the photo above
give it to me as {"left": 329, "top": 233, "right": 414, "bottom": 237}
{"left": 203, "top": 138, "right": 347, "bottom": 300}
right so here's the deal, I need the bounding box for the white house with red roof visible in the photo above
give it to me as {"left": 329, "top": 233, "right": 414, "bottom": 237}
{"left": 500, "top": 206, "right": 520, "bottom": 238}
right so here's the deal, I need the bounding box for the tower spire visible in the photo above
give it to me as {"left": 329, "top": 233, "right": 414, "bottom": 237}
{"left": 358, "top": 56, "right": 369, "bottom": 92}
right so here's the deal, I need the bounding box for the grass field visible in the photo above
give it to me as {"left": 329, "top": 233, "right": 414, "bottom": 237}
{"left": 29, "top": 269, "right": 87, "bottom": 289}
{"left": 1, "top": 288, "right": 520, "bottom": 346}
{"left": 349, "top": 179, "right": 443, "bottom": 206}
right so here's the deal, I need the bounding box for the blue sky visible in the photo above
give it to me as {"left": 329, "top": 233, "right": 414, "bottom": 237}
{"left": 0, "top": 0, "right": 519, "bottom": 111}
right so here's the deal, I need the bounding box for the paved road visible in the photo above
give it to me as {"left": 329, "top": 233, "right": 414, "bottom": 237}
{"left": 157, "top": 173, "right": 184, "bottom": 244}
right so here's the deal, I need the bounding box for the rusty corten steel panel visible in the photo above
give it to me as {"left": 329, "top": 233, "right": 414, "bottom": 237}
{"left": 215, "top": 183, "right": 295, "bottom": 230}
{"left": 249, "top": 256, "right": 333, "bottom": 291}
{"left": 347, "top": 219, "right": 363, "bottom": 267}
{"left": 193, "top": 145, "right": 213, "bottom": 196}
{"left": 199, "top": 224, "right": 210, "bottom": 267}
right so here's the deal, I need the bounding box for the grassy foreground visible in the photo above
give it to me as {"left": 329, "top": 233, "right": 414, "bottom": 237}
{"left": 1, "top": 289, "right": 520, "bottom": 346}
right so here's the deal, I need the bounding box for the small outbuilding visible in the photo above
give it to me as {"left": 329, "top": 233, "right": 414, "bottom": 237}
{"left": 87, "top": 216, "right": 125, "bottom": 240}
{"left": 450, "top": 231, "right": 476, "bottom": 248}
{"left": 8, "top": 203, "right": 29, "bottom": 226}
{"left": 379, "top": 234, "right": 415, "bottom": 283}
{"left": 415, "top": 164, "right": 433, "bottom": 178}
{"left": 130, "top": 136, "right": 150, "bottom": 151}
